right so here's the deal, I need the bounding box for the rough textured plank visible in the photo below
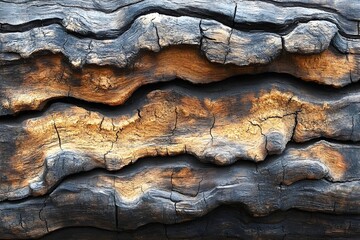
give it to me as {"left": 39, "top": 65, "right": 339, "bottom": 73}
{"left": 1, "top": 78, "right": 360, "bottom": 201}
{"left": 0, "top": 151, "right": 359, "bottom": 239}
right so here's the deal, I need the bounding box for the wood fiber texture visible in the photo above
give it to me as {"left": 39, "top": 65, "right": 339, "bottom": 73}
{"left": 0, "top": 0, "right": 359, "bottom": 239}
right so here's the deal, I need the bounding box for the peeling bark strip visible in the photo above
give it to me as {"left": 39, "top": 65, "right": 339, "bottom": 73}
{"left": 0, "top": 153, "right": 359, "bottom": 239}
{"left": 1, "top": 79, "right": 360, "bottom": 201}
{"left": 1, "top": 1, "right": 360, "bottom": 239}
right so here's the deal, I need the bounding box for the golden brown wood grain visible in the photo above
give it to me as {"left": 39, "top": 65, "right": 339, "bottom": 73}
{"left": 1, "top": 46, "right": 357, "bottom": 115}
{"left": 1, "top": 82, "right": 359, "bottom": 201}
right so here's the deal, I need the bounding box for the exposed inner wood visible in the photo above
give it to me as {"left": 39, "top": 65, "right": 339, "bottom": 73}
{"left": 1, "top": 78, "right": 360, "bottom": 201}
{"left": 1, "top": 45, "right": 357, "bottom": 115}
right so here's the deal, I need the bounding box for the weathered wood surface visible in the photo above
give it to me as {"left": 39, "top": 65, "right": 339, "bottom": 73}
{"left": 40, "top": 206, "right": 360, "bottom": 240}
{"left": 1, "top": 152, "right": 359, "bottom": 239}
{"left": 0, "top": 0, "right": 359, "bottom": 239}
{"left": 1, "top": 78, "right": 360, "bottom": 201}
{"left": 0, "top": 7, "right": 360, "bottom": 114}
{"left": 0, "top": 45, "right": 358, "bottom": 115}
{"left": 0, "top": 0, "right": 359, "bottom": 36}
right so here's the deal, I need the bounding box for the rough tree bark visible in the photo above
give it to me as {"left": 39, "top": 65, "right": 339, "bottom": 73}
{"left": 0, "top": 0, "right": 359, "bottom": 239}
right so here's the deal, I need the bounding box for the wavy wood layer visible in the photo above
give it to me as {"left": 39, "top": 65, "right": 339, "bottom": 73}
{"left": 0, "top": 10, "right": 359, "bottom": 115}
{"left": 1, "top": 3, "right": 359, "bottom": 116}
{"left": 1, "top": 79, "right": 360, "bottom": 201}
{"left": 0, "top": 150, "right": 359, "bottom": 239}
{"left": 1, "top": 12, "right": 359, "bottom": 67}
{"left": 0, "top": 1, "right": 359, "bottom": 239}
{"left": 0, "top": 45, "right": 358, "bottom": 116}
{"left": 0, "top": 0, "right": 359, "bottom": 36}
